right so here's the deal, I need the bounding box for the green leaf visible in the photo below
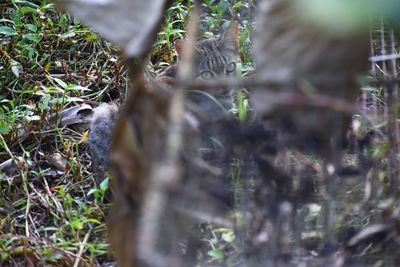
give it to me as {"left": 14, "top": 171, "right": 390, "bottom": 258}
{"left": 66, "top": 84, "right": 91, "bottom": 91}
{"left": 236, "top": 62, "right": 242, "bottom": 78}
{"left": 87, "top": 188, "right": 95, "bottom": 196}
{"left": 0, "top": 19, "right": 14, "bottom": 24}
{"left": 51, "top": 98, "right": 64, "bottom": 105}
{"left": 52, "top": 78, "right": 68, "bottom": 89}
{"left": 59, "top": 186, "right": 65, "bottom": 198}
{"left": 48, "top": 18, "right": 54, "bottom": 27}
{"left": 74, "top": 199, "right": 87, "bottom": 210}
{"left": 243, "top": 99, "right": 249, "bottom": 115}
{"left": 18, "top": 7, "right": 37, "bottom": 14}
{"left": 0, "top": 26, "right": 17, "bottom": 36}
{"left": 222, "top": 231, "right": 235, "bottom": 243}
{"left": 38, "top": 95, "right": 50, "bottom": 110}
{"left": 5, "top": 236, "right": 18, "bottom": 247}
{"left": 66, "top": 194, "right": 73, "bottom": 205}
{"left": 86, "top": 218, "right": 102, "bottom": 224}
{"left": 100, "top": 177, "right": 109, "bottom": 192}
{"left": 25, "top": 24, "right": 37, "bottom": 32}
{"left": 23, "top": 33, "right": 39, "bottom": 43}
{"left": 84, "top": 34, "right": 97, "bottom": 40}
{"left": 237, "top": 89, "right": 246, "bottom": 122}
{"left": 208, "top": 249, "right": 224, "bottom": 260}
{"left": 27, "top": 46, "right": 35, "bottom": 59}
{"left": 88, "top": 188, "right": 101, "bottom": 199}
{"left": 41, "top": 4, "right": 54, "bottom": 10}
{"left": 44, "top": 62, "right": 51, "bottom": 73}
{"left": 1, "top": 252, "right": 9, "bottom": 262}
{"left": 217, "top": 0, "right": 227, "bottom": 14}
{"left": 15, "top": 0, "right": 40, "bottom": 9}
{"left": 232, "top": 1, "right": 243, "bottom": 9}
{"left": 70, "top": 219, "right": 83, "bottom": 229}
{"left": 169, "top": 29, "right": 185, "bottom": 35}
{"left": 12, "top": 12, "right": 22, "bottom": 25}
{"left": 60, "top": 14, "right": 68, "bottom": 30}
{"left": 59, "top": 32, "right": 76, "bottom": 40}
{"left": 0, "top": 120, "right": 11, "bottom": 134}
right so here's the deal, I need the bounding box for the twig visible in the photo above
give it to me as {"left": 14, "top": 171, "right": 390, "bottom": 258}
{"left": 369, "top": 54, "right": 400, "bottom": 62}
{"left": 73, "top": 230, "right": 91, "bottom": 267}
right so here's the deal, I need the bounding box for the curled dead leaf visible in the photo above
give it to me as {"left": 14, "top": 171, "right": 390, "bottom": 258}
{"left": 45, "top": 153, "right": 67, "bottom": 172}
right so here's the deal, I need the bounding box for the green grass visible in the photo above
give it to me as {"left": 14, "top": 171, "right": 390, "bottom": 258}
{"left": 0, "top": 0, "right": 124, "bottom": 265}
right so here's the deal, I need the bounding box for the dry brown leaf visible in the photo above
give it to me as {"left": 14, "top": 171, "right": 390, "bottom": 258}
{"left": 348, "top": 221, "right": 395, "bottom": 246}
{"left": 45, "top": 153, "right": 67, "bottom": 172}
{"left": 58, "top": 103, "right": 93, "bottom": 130}
{"left": 0, "top": 158, "right": 15, "bottom": 171}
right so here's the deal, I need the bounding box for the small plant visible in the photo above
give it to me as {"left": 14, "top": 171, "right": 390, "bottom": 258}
{"left": 150, "top": 0, "right": 190, "bottom": 72}
{"left": 88, "top": 177, "right": 110, "bottom": 203}
{"left": 0, "top": 1, "right": 116, "bottom": 265}
{"left": 203, "top": 225, "right": 240, "bottom": 265}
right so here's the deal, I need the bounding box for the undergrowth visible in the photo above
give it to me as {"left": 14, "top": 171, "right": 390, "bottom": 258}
{"left": 0, "top": 0, "right": 254, "bottom": 265}
{"left": 1, "top": 0, "right": 399, "bottom": 266}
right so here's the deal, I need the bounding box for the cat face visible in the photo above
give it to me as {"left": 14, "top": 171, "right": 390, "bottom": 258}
{"left": 175, "top": 22, "right": 241, "bottom": 81}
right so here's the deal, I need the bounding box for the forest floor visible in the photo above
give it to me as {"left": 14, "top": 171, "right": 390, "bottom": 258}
{"left": 1, "top": 0, "right": 400, "bottom": 266}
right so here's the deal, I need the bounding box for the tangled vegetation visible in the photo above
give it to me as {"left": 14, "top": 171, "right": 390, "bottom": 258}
{"left": 0, "top": 0, "right": 253, "bottom": 265}
{"left": 1, "top": 0, "right": 400, "bottom": 266}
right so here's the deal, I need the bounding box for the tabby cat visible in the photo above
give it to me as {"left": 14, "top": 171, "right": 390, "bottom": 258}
{"left": 89, "top": 21, "right": 240, "bottom": 182}
{"left": 158, "top": 21, "right": 240, "bottom": 119}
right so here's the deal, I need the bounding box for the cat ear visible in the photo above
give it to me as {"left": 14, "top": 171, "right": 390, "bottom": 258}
{"left": 221, "top": 21, "right": 239, "bottom": 51}
{"left": 175, "top": 40, "right": 184, "bottom": 57}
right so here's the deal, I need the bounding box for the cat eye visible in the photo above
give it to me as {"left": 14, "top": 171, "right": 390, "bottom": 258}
{"left": 226, "top": 62, "right": 236, "bottom": 73}
{"left": 201, "top": 71, "right": 213, "bottom": 80}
